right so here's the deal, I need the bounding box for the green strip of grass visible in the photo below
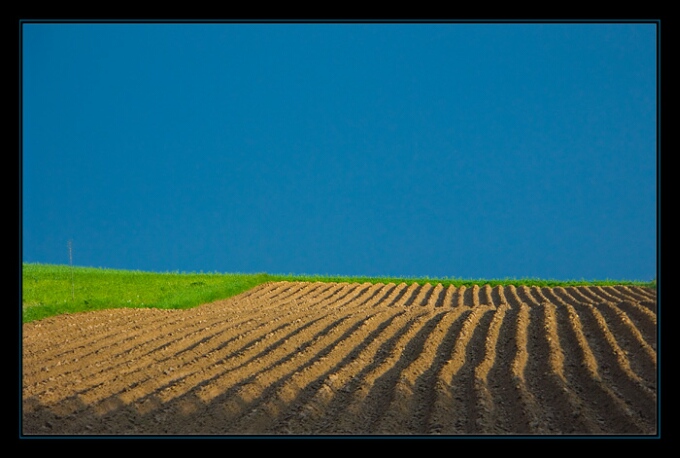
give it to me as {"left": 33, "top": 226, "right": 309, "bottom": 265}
{"left": 21, "top": 263, "right": 656, "bottom": 324}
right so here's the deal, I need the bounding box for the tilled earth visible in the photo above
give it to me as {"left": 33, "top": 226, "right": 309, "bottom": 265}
{"left": 22, "top": 282, "right": 657, "bottom": 436}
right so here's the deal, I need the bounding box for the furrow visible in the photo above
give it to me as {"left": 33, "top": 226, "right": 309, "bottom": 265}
{"left": 184, "top": 285, "right": 367, "bottom": 402}
{"left": 207, "top": 296, "right": 422, "bottom": 431}
{"left": 539, "top": 298, "right": 602, "bottom": 434}
{"left": 430, "top": 283, "right": 445, "bottom": 308}
{"left": 480, "top": 284, "right": 493, "bottom": 306}
{"left": 400, "top": 283, "right": 424, "bottom": 308}
{"left": 440, "top": 285, "right": 457, "bottom": 308}
{"left": 562, "top": 297, "right": 657, "bottom": 432}
{"left": 548, "top": 289, "right": 650, "bottom": 434}
{"left": 503, "top": 285, "right": 524, "bottom": 310}
{"left": 382, "top": 283, "right": 410, "bottom": 308}
{"left": 471, "top": 303, "right": 508, "bottom": 434}
{"left": 471, "top": 285, "right": 481, "bottom": 308}
{"left": 490, "top": 285, "right": 506, "bottom": 309}
{"left": 414, "top": 283, "right": 436, "bottom": 307}
{"left": 523, "top": 301, "right": 584, "bottom": 434}
{"left": 24, "top": 284, "right": 322, "bottom": 396}
{"left": 266, "top": 308, "right": 409, "bottom": 434}
{"left": 224, "top": 307, "right": 396, "bottom": 434}
{"left": 484, "top": 302, "right": 534, "bottom": 434}
{"left": 510, "top": 302, "right": 548, "bottom": 434}
{"left": 611, "top": 301, "right": 657, "bottom": 351}
{"left": 368, "top": 310, "right": 463, "bottom": 434}
{"left": 330, "top": 311, "right": 433, "bottom": 434}
{"left": 454, "top": 285, "right": 466, "bottom": 307}
{"left": 591, "top": 302, "right": 657, "bottom": 388}
{"left": 516, "top": 286, "right": 542, "bottom": 307}
{"left": 48, "top": 304, "right": 326, "bottom": 415}
{"left": 626, "top": 286, "right": 657, "bottom": 302}
{"left": 23, "top": 308, "right": 181, "bottom": 369}
{"left": 443, "top": 306, "right": 495, "bottom": 434}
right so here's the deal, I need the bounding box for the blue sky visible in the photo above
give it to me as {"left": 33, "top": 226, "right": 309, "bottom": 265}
{"left": 21, "top": 22, "right": 657, "bottom": 281}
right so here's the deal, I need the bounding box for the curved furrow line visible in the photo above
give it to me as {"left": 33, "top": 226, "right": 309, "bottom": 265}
{"left": 460, "top": 286, "right": 474, "bottom": 308}
{"left": 538, "top": 297, "right": 603, "bottom": 434}
{"left": 480, "top": 285, "right": 493, "bottom": 306}
{"left": 548, "top": 289, "right": 650, "bottom": 434}
{"left": 627, "top": 286, "right": 657, "bottom": 302}
{"left": 265, "top": 309, "right": 410, "bottom": 434}
{"left": 574, "top": 286, "right": 607, "bottom": 304}
{"left": 442, "top": 306, "right": 495, "bottom": 434}
{"left": 558, "top": 287, "right": 656, "bottom": 350}
{"left": 22, "top": 308, "right": 172, "bottom": 350}
{"left": 38, "top": 305, "right": 329, "bottom": 414}
{"left": 342, "top": 283, "right": 389, "bottom": 310}
{"left": 484, "top": 302, "right": 534, "bottom": 434}
{"left": 22, "top": 308, "right": 183, "bottom": 366}
{"left": 22, "top": 308, "right": 227, "bottom": 385}
{"left": 61, "top": 287, "right": 351, "bottom": 411}
{"left": 398, "top": 283, "right": 423, "bottom": 308}
{"left": 610, "top": 301, "right": 657, "bottom": 351}
{"left": 440, "top": 285, "right": 456, "bottom": 308}
{"left": 563, "top": 299, "right": 657, "bottom": 431}
{"left": 23, "top": 282, "right": 311, "bottom": 383}
{"left": 410, "top": 283, "right": 434, "bottom": 308}
{"left": 355, "top": 311, "right": 447, "bottom": 435}
{"left": 516, "top": 286, "right": 542, "bottom": 308}
{"left": 120, "top": 307, "right": 353, "bottom": 415}
{"left": 199, "top": 305, "right": 406, "bottom": 434}
{"left": 503, "top": 285, "right": 523, "bottom": 310}
{"left": 386, "top": 282, "right": 413, "bottom": 307}
{"left": 452, "top": 285, "right": 466, "bottom": 308}
{"left": 261, "top": 282, "right": 300, "bottom": 302}
{"left": 307, "top": 282, "right": 358, "bottom": 305}
{"left": 471, "top": 303, "right": 508, "bottom": 434}
{"left": 366, "top": 310, "right": 463, "bottom": 434}
{"left": 329, "top": 310, "right": 433, "bottom": 434}
{"left": 562, "top": 287, "right": 602, "bottom": 307}
{"left": 471, "top": 285, "right": 481, "bottom": 308}
{"left": 590, "top": 302, "right": 656, "bottom": 388}
{"left": 510, "top": 302, "right": 548, "bottom": 434}
{"left": 400, "top": 308, "right": 471, "bottom": 435}
{"left": 612, "top": 286, "right": 654, "bottom": 302}
{"left": 23, "top": 284, "right": 325, "bottom": 390}
{"left": 222, "top": 306, "right": 397, "bottom": 434}
{"left": 522, "top": 301, "right": 585, "bottom": 434}
{"left": 368, "top": 283, "right": 401, "bottom": 308}
{"left": 598, "top": 286, "right": 643, "bottom": 304}
{"left": 427, "top": 305, "right": 489, "bottom": 434}
{"left": 266, "top": 282, "right": 332, "bottom": 308}
{"left": 490, "top": 286, "right": 506, "bottom": 309}
{"left": 155, "top": 285, "right": 372, "bottom": 402}
{"left": 315, "top": 283, "right": 374, "bottom": 314}
{"left": 310, "top": 309, "right": 424, "bottom": 434}
{"left": 430, "top": 284, "right": 445, "bottom": 308}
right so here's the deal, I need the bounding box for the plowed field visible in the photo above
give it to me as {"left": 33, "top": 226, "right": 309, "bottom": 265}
{"left": 22, "top": 282, "right": 658, "bottom": 435}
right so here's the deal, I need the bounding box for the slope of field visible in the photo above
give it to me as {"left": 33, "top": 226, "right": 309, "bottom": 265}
{"left": 22, "top": 282, "right": 657, "bottom": 435}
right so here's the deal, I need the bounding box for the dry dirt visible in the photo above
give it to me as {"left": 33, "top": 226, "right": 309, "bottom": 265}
{"left": 22, "top": 282, "right": 658, "bottom": 436}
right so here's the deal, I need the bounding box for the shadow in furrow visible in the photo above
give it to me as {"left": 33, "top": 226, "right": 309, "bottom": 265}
{"left": 219, "top": 313, "right": 381, "bottom": 431}
{"left": 410, "top": 310, "right": 470, "bottom": 434}
{"left": 485, "top": 304, "right": 532, "bottom": 434}
{"left": 266, "top": 310, "right": 406, "bottom": 433}
{"left": 551, "top": 296, "right": 648, "bottom": 434}
{"left": 363, "top": 312, "right": 448, "bottom": 434}
{"left": 446, "top": 308, "right": 494, "bottom": 434}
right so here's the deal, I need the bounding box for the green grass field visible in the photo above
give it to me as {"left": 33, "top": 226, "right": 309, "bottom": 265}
{"left": 21, "top": 263, "right": 656, "bottom": 324}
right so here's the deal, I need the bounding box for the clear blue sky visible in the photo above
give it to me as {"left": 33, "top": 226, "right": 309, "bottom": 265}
{"left": 21, "top": 22, "right": 657, "bottom": 281}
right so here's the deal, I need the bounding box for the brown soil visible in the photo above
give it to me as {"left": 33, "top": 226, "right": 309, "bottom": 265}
{"left": 22, "top": 282, "right": 657, "bottom": 436}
